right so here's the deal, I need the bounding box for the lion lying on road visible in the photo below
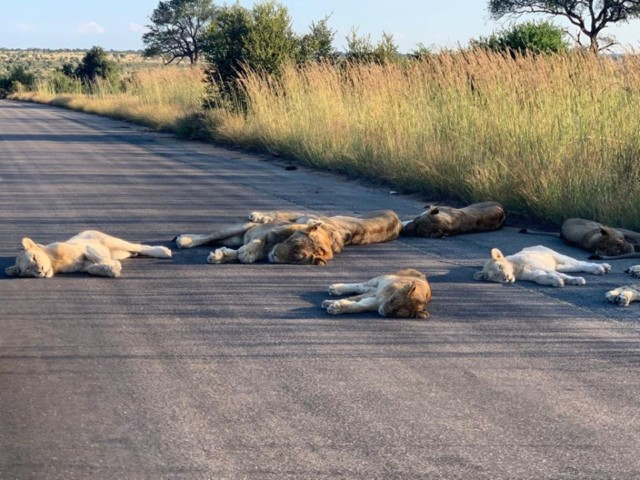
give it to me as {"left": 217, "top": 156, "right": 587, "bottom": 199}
{"left": 5, "top": 230, "right": 172, "bottom": 278}
{"left": 401, "top": 201, "right": 505, "bottom": 238}
{"left": 605, "top": 265, "right": 640, "bottom": 306}
{"left": 474, "top": 245, "right": 611, "bottom": 287}
{"left": 175, "top": 210, "right": 402, "bottom": 265}
{"left": 321, "top": 269, "right": 432, "bottom": 318}
{"left": 521, "top": 218, "right": 640, "bottom": 259}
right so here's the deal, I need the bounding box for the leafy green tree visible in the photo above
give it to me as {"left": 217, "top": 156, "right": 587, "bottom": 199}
{"left": 74, "top": 46, "right": 120, "bottom": 85}
{"left": 487, "top": 0, "right": 640, "bottom": 53}
{"left": 0, "top": 65, "right": 36, "bottom": 97}
{"left": 346, "top": 29, "right": 401, "bottom": 64}
{"left": 471, "top": 21, "right": 569, "bottom": 54}
{"left": 298, "top": 16, "right": 336, "bottom": 62}
{"left": 143, "top": 0, "right": 215, "bottom": 64}
{"left": 244, "top": 0, "right": 299, "bottom": 75}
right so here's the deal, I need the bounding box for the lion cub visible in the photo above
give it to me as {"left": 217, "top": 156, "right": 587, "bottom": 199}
{"left": 474, "top": 245, "right": 610, "bottom": 287}
{"left": 5, "top": 230, "right": 172, "bottom": 278}
{"left": 321, "top": 269, "right": 432, "bottom": 319}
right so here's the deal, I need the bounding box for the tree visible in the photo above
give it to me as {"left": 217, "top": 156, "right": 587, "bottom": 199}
{"left": 298, "top": 16, "right": 336, "bottom": 63}
{"left": 487, "top": 0, "right": 640, "bottom": 53}
{"left": 244, "top": 0, "right": 299, "bottom": 75}
{"left": 74, "top": 46, "right": 120, "bottom": 85}
{"left": 143, "top": 0, "right": 215, "bottom": 65}
{"left": 202, "top": 0, "right": 304, "bottom": 94}
{"left": 471, "top": 21, "right": 569, "bottom": 54}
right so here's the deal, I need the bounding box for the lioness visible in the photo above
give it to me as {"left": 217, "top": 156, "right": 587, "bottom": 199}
{"left": 474, "top": 245, "right": 611, "bottom": 287}
{"left": 401, "top": 201, "right": 505, "bottom": 238}
{"left": 521, "top": 218, "right": 640, "bottom": 259}
{"left": 321, "top": 269, "right": 432, "bottom": 318}
{"left": 5, "top": 230, "right": 172, "bottom": 278}
{"left": 175, "top": 210, "right": 402, "bottom": 265}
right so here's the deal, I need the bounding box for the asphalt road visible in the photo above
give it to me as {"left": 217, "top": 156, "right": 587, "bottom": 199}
{"left": 1, "top": 99, "right": 640, "bottom": 480}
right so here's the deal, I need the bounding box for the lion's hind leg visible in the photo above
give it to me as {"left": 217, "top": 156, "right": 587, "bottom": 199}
{"left": 175, "top": 222, "right": 255, "bottom": 249}
{"left": 606, "top": 284, "right": 640, "bottom": 306}
{"left": 83, "top": 244, "right": 123, "bottom": 277}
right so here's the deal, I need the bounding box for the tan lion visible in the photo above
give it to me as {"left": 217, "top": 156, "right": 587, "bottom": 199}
{"left": 401, "top": 201, "right": 505, "bottom": 238}
{"left": 605, "top": 265, "right": 640, "bottom": 306}
{"left": 175, "top": 210, "right": 402, "bottom": 265}
{"left": 321, "top": 269, "right": 432, "bottom": 318}
{"left": 521, "top": 218, "right": 640, "bottom": 259}
{"left": 5, "top": 230, "right": 172, "bottom": 278}
{"left": 474, "top": 245, "right": 611, "bottom": 287}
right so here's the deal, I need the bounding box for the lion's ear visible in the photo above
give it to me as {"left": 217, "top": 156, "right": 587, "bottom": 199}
{"left": 490, "top": 248, "right": 504, "bottom": 260}
{"left": 306, "top": 219, "right": 323, "bottom": 231}
{"left": 21, "top": 238, "right": 39, "bottom": 251}
{"left": 474, "top": 271, "right": 486, "bottom": 281}
{"left": 5, "top": 265, "right": 19, "bottom": 276}
{"left": 430, "top": 207, "right": 440, "bottom": 215}
{"left": 312, "top": 256, "right": 327, "bottom": 266}
{"left": 600, "top": 227, "right": 610, "bottom": 236}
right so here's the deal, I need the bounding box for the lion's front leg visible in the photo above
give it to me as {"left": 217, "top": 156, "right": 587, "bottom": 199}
{"left": 520, "top": 269, "right": 567, "bottom": 287}
{"left": 207, "top": 247, "right": 239, "bottom": 264}
{"left": 237, "top": 239, "right": 268, "bottom": 264}
{"left": 328, "top": 281, "right": 378, "bottom": 296}
{"left": 322, "top": 294, "right": 379, "bottom": 315}
{"left": 606, "top": 285, "right": 640, "bottom": 306}
{"left": 249, "top": 211, "right": 312, "bottom": 223}
{"left": 86, "top": 261, "right": 122, "bottom": 277}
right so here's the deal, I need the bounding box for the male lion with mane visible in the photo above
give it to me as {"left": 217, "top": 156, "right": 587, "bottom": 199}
{"left": 5, "top": 230, "right": 172, "bottom": 278}
{"left": 175, "top": 210, "right": 402, "bottom": 265}
{"left": 474, "top": 245, "right": 611, "bottom": 287}
{"left": 401, "top": 201, "right": 505, "bottom": 238}
{"left": 322, "top": 269, "right": 432, "bottom": 318}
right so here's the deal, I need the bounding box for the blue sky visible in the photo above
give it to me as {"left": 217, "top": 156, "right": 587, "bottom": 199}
{"left": 1, "top": 0, "right": 639, "bottom": 52}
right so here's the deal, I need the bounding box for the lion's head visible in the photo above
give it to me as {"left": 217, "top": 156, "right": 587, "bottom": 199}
{"left": 402, "top": 206, "right": 448, "bottom": 238}
{"left": 5, "top": 238, "right": 54, "bottom": 278}
{"left": 268, "top": 220, "right": 334, "bottom": 265}
{"left": 474, "top": 248, "right": 515, "bottom": 284}
{"left": 592, "top": 227, "right": 634, "bottom": 257}
{"left": 379, "top": 281, "right": 430, "bottom": 319}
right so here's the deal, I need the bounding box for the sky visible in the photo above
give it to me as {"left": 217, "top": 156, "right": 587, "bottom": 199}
{"left": 1, "top": 0, "right": 639, "bottom": 53}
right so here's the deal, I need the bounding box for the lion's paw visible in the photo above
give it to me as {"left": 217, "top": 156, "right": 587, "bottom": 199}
{"left": 625, "top": 265, "right": 640, "bottom": 278}
{"left": 110, "top": 261, "right": 122, "bottom": 278}
{"left": 175, "top": 235, "right": 194, "bottom": 249}
{"left": 326, "top": 301, "right": 346, "bottom": 314}
{"left": 321, "top": 300, "right": 334, "bottom": 310}
{"left": 249, "top": 211, "right": 275, "bottom": 223}
{"left": 207, "top": 248, "right": 227, "bottom": 264}
{"left": 605, "top": 289, "right": 632, "bottom": 306}
{"left": 565, "top": 276, "right": 586, "bottom": 286}
{"left": 596, "top": 263, "right": 612, "bottom": 275}
{"left": 328, "top": 284, "right": 344, "bottom": 296}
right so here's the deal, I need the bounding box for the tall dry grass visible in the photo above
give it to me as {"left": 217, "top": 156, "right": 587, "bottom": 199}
{"left": 213, "top": 51, "right": 640, "bottom": 228}
{"left": 13, "top": 67, "right": 206, "bottom": 131}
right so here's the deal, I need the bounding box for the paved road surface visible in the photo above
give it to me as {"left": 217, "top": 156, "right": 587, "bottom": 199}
{"left": 1, "top": 100, "right": 640, "bottom": 480}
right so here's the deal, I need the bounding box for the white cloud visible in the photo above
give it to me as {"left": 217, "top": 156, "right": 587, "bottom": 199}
{"left": 17, "top": 23, "right": 36, "bottom": 32}
{"left": 77, "top": 21, "right": 106, "bottom": 35}
{"left": 129, "top": 22, "right": 147, "bottom": 33}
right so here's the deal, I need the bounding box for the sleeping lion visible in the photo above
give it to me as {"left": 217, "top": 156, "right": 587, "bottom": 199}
{"left": 605, "top": 266, "right": 640, "bottom": 306}
{"left": 521, "top": 218, "right": 640, "bottom": 259}
{"left": 321, "top": 269, "right": 432, "bottom": 318}
{"left": 5, "top": 230, "right": 172, "bottom": 278}
{"left": 175, "top": 210, "right": 402, "bottom": 265}
{"left": 401, "top": 201, "right": 505, "bottom": 238}
{"left": 474, "top": 245, "right": 611, "bottom": 287}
